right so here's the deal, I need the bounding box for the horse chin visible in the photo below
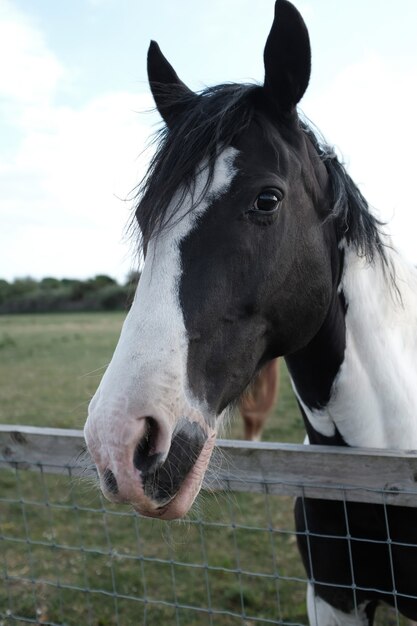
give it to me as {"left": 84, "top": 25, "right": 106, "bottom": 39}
{"left": 133, "top": 431, "right": 216, "bottom": 520}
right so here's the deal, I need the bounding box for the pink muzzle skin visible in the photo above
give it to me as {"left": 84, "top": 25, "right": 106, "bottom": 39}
{"left": 85, "top": 414, "right": 216, "bottom": 520}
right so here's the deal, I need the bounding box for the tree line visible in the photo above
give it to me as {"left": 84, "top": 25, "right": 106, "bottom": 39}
{"left": 0, "top": 273, "right": 140, "bottom": 314}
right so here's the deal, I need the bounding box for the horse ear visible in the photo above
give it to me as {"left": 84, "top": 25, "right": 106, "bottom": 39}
{"left": 263, "top": 0, "right": 311, "bottom": 113}
{"left": 147, "top": 40, "right": 195, "bottom": 127}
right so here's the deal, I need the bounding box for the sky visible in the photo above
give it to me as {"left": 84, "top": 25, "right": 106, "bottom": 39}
{"left": 1, "top": 0, "right": 416, "bottom": 283}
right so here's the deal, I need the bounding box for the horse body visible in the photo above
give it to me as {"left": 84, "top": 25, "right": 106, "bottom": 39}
{"left": 84, "top": 1, "right": 417, "bottom": 623}
{"left": 289, "top": 243, "right": 417, "bottom": 623}
{"left": 291, "top": 244, "right": 417, "bottom": 449}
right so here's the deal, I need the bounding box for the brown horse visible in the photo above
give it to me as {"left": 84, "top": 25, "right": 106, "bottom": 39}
{"left": 238, "top": 358, "right": 280, "bottom": 441}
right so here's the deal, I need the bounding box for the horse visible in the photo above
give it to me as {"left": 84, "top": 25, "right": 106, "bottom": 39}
{"left": 238, "top": 357, "right": 280, "bottom": 440}
{"left": 84, "top": 1, "right": 417, "bottom": 623}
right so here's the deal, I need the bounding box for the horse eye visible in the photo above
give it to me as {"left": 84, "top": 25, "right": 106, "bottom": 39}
{"left": 253, "top": 190, "right": 282, "bottom": 212}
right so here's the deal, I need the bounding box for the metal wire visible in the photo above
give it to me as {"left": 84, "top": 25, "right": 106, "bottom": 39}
{"left": 1, "top": 455, "right": 416, "bottom": 625}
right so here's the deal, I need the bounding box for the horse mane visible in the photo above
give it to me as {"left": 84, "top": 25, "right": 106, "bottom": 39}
{"left": 299, "top": 119, "right": 389, "bottom": 267}
{"left": 135, "top": 82, "right": 389, "bottom": 270}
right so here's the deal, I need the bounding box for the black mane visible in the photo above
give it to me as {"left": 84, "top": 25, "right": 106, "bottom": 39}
{"left": 300, "top": 120, "right": 388, "bottom": 266}
{"left": 135, "top": 82, "right": 387, "bottom": 266}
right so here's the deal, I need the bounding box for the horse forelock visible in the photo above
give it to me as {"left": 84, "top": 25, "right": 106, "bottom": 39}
{"left": 134, "top": 83, "right": 261, "bottom": 250}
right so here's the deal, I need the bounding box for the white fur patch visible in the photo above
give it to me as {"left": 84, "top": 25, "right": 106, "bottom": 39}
{"left": 295, "top": 243, "right": 417, "bottom": 449}
{"left": 85, "top": 148, "right": 238, "bottom": 467}
{"left": 307, "top": 584, "right": 370, "bottom": 626}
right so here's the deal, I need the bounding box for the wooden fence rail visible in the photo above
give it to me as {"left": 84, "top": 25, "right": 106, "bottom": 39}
{"left": 1, "top": 424, "right": 417, "bottom": 507}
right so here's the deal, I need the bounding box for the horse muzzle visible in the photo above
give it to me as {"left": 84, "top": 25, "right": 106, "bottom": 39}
{"left": 84, "top": 406, "right": 216, "bottom": 519}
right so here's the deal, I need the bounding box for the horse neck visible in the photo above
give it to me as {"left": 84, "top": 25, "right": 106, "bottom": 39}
{"left": 286, "top": 242, "right": 417, "bottom": 450}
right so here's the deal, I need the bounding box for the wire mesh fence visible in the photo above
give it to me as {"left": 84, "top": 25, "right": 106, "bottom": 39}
{"left": 1, "top": 426, "right": 417, "bottom": 625}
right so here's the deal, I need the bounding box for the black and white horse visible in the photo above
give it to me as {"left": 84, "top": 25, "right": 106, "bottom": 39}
{"left": 84, "top": 1, "right": 417, "bottom": 623}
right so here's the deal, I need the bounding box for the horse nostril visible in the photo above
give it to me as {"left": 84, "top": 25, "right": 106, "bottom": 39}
{"left": 103, "top": 468, "right": 118, "bottom": 495}
{"left": 133, "top": 416, "right": 162, "bottom": 475}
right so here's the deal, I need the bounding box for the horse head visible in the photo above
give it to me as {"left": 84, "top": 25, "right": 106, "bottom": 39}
{"left": 84, "top": 0, "right": 339, "bottom": 519}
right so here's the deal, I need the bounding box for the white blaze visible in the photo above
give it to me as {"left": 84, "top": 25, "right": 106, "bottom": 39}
{"left": 84, "top": 148, "right": 238, "bottom": 469}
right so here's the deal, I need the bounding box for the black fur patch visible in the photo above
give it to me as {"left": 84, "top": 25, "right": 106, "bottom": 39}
{"left": 295, "top": 497, "right": 417, "bottom": 620}
{"left": 141, "top": 420, "right": 207, "bottom": 505}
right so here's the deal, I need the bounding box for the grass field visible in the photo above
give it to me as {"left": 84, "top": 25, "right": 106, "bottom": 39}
{"left": 0, "top": 312, "right": 303, "bottom": 440}
{"left": 0, "top": 313, "right": 126, "bottom": 430}
{"left": 0, "top": 313, "right": 404, "bottom": 625}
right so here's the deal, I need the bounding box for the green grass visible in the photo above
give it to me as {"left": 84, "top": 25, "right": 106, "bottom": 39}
{"left": 0, "top": 312, "right": 303, "bottom": 440}
{"left": 0, "top": 313, "right": 123, "bottom": 429}
{"left": 0, "top": 313, "right": 305, "bottom": 625}
{"left": 0, "top": 313, "right": 406, "bottom": 625}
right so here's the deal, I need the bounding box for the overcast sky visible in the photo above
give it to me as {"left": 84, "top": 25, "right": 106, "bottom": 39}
{"left": 1, "top": 0, "right": 416, "bottom": 282}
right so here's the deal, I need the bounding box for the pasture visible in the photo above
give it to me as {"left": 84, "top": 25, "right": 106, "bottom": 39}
{"left": 0, "top": 313, "right": 307, "bottom": 624}
{"left": 0, "top": 312, "right": 302, "bottom": 439}
{"left": 0, "top": 313, "right": 406, "bottom": 624}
